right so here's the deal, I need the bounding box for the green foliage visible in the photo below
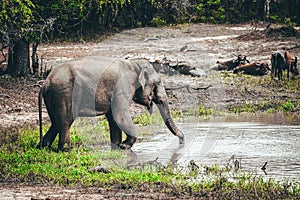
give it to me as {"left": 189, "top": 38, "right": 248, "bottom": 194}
{"left": 197, "top": 103, "right": 213, "bottom": 116}
{"left": 277, "top": 100, "right": 300, "bottom": 113}
{"left": 150, "top": 17, "right": 167, "bottom": 27}
{"left": 196, "top": 0, "right": 226, "bottom": 23}
{"left": 1, "top": 0, "right": 300, "bottom": 46}
{"left": 0, "top": 0, "right": 34, "bottom": 31}
{"left": 283, "top": 101, "right": 293, "bottom": 112}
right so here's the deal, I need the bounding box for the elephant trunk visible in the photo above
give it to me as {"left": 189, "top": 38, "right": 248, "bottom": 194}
{"left": 156, "top": 100, "right": 184, "bottom": 145}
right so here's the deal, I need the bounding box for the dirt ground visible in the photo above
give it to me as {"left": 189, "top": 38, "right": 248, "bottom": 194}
{"left": 0, "top": 23, "right": 300, "bottom": 199}
{"left": 0, "top": 183, "right": 194, "bottom": 200}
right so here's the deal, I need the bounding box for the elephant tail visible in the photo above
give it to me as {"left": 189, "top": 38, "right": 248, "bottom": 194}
{"left": 38, "top": 88, "right": 43, "bottom": 147}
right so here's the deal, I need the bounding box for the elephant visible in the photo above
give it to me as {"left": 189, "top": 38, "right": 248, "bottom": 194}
{"left": 38, "top": 56, "right": 184, "bottom": 151}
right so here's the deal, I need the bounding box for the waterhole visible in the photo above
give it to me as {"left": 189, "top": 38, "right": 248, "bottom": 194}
{"left": 132, "top": 113, "right": 300, "bottom": 180}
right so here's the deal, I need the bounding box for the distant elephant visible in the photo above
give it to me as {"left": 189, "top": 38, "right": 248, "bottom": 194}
{"left": 38, "top": 56, "right": 184, "bottom": 151}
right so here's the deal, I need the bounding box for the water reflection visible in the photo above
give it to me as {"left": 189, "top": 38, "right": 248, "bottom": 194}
{"left": 132, "top": 113, "right": 300, "bottom": 179}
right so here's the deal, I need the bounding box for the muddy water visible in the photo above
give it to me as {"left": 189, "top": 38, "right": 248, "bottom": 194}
{"left": 132, "top": 113, "right": 300, "bottom": 179}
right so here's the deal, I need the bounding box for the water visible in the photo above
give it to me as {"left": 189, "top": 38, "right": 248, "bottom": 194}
{"left": 132, "top": 113, "right": 300, "bottom": 180}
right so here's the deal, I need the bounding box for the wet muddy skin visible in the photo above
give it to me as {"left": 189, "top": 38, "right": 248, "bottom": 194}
{"left": 131, "top": 113, "right": 300, "bottom": 180}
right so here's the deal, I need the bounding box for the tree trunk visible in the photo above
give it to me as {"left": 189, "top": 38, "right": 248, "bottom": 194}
{"left": 264, "top": 0, "right": 270, "bottom": 21}
{"left": 296, "top": 0, "right": 300, "bottom": 25}
{"left": 32, "top": 42, "right": 39, "bottom": 75}
{"left": 7, "top": 38, "right": 30, "bottom": 77}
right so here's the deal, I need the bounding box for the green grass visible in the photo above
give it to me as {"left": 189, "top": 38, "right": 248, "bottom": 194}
{"left": 229, "top": 100, "right": 300, "bottom": 114}
{"left": 132, "top": 110, "right": 184, "bottom": 126}
{"left": 187, "top": 103, "right": 213, "bottom": 118}
{"left": 0, "top": 123, "right": 299, "bottom": 198}
{"left": 133, "top": 112, "right": 163, "bottom": 126}
{"left": 219, "top": 72, "right": 300, "bottom": 114}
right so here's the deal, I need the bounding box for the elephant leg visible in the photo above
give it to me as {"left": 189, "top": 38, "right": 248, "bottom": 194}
{"left": 120, "top": 134, "right": 132, "bottom": 146}
{"left": 110, "top": 92, "right": 138, "bottom": 149}
{"left": 55, "top": 102, "right": 74, "bottom": 151}
{"left": 105, "top": 110, "right": 122, "bottom": 150}
{"left": 42, "top": 124, "right": 58, "bottom": 148}
{"left": 58, "top": 124, "right": 72, "bottom": 151}
{"left": 114, "top": 114, "right": 137, "bottom": 149}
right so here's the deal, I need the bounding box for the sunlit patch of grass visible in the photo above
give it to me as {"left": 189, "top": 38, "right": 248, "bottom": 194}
{"left": 70, "top": 117, "right": 111, "bottom": 149}
{"left": 133, "top": 112, "right": 163, "bottom": 126}
{"left": 231, "top": 101, "right": 255, "bottom": 113}
{"left": 132, "top": 110, "right": 184, "bottom": 126}
{"left": 197, "top": 103, "right": 213, "bottom": 116}
{"left": 171, "top": 110, "right": 184, "bottom": 119}
{"left": 230, "top": 101, "right": 272, "bottom": 113}
{"left": 285, "top": 78, "right": 300, "bottom": 92}
{"left": 229, "top": 100, "right": 300, "bottom": 114}
{"left": 187, "top": 103, "right": 213, "bottom": 117}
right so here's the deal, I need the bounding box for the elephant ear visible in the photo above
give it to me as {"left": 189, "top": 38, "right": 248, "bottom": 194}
{"left": 138, "top": 68, "right": 147, "bottom": 90}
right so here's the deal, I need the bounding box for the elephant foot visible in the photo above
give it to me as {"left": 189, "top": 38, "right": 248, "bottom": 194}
{"left": 110, "top": 142, "right": 132, "bottom": 150}
{"left": 40, "top": 140, "right": 53, "bottom": 149}
{"left": 119, "top": 135, "right": 137, "bottom": 150}
{"left": 57, "top": 142, "right": 72, "bottom": 152}
{"left": 60, "top": 146, "right": 73, "bottom": 152}
{"left": 119, "top": 143, "right": 133, "bottom": 150}
{"left": 37, "top": 142, "right": 43, "bottom": 149}
{"left": 111, "top": 143, "right": 122, "bottom": 150}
